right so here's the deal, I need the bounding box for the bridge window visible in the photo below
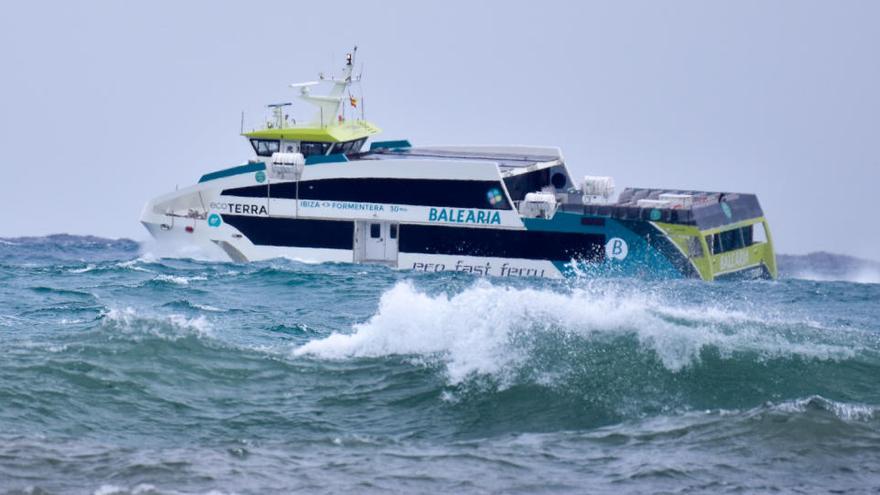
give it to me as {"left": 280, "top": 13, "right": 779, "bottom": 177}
{"left": 300, "top": 142, "right": 331, "bottom": 158}
{"left": 250, "top": 139, "right": 280, "bottom": 157}
{"left": 331, "top": 138, "right": 367, "bottom": 155}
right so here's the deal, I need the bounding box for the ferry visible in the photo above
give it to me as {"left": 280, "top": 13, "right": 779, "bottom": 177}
{"left": 141, "top": 49, "right": 777, "bottom": 281}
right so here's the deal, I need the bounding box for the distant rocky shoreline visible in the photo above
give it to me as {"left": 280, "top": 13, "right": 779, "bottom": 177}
{"left": 777, "top": 252, "right": 880, "bottom": 283}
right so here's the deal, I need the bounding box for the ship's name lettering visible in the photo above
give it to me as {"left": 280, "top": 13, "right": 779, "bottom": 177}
{"left": 411, "top": 260, "right": 544, "bottom": 278}
{"left": 210, "top": 202, "right": 267, "bottom": 215}
{"left": 299, "top": 200, "right": 385, "bottom": 211}
{"left": 428, "top": 208, "right": 501, "bottom": 225}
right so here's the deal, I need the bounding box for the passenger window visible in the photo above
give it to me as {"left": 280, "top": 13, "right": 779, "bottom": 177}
{"left": 711, "top": 227, "right": 751, "bottom": 254}
{"left": 687, "top": 237, "right": 703, "bottom": 258}
{"left": 752, "top": 223, "right": 768, "bottom": 244}
{"left": 719, "top": 229, "right": 741, "bottom": 252}
{"left": 551, "top": 173, "right": 567, "bottom": 189}
{"left": 389, "top": 224, "right": 398, "bottom": 239}
{"left": 370, "top": 224, "right": 381, "bottom": 238}
{"left": 742, "top": 225, "right": 754, "bottom": 246}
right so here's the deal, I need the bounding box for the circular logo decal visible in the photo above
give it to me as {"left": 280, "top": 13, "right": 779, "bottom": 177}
{"left": 650, "top": 208, "right": 662, "bottom": 221}
{"left": 255, "top": 170, "right": 266, "bottom": 183}
{"left": 486, "top": 188, "right": 504, "bottom": 206}
{"left": 207, "top": 213, "right": 222, "bottom": 227}
{"left": 605, "top": 237, "right": 628, "bottom": 260}
{"left": 721, "top": 202, "right": 732, "bottom": 219}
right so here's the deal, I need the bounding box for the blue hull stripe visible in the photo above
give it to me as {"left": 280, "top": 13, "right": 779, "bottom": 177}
{"left": 199, "top": 162, "right": 266, "bottom": 183}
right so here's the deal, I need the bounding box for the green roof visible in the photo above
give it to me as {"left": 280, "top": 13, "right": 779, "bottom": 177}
{"left": 243, "top": 120, "right": 381, "bottom": 143}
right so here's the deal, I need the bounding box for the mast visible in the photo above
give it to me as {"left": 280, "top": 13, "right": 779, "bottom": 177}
{"left": 291, "top": 47, "right": 360, "bottom": 127}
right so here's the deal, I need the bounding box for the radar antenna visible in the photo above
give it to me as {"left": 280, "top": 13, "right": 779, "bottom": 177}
{"left": 266, "top": 102, "right": 292, "bottom": 129}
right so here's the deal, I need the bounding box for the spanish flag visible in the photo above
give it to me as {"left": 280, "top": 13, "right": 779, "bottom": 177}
{"left": 349, "top": 96, "right": 358, "bottom": 108}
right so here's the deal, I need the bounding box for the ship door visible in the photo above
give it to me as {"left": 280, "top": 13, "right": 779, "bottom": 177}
{"left": 360, "top": 221, "right": 399, "bottom": 263}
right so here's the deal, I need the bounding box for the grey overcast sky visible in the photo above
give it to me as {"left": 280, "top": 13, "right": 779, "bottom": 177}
{"left": 1, "top": 1, "right": 878, "bottom": 259}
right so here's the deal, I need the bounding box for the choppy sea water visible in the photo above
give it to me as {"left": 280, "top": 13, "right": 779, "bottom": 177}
{"left": 1, "top": 235, "right": 879, "bottom": 494}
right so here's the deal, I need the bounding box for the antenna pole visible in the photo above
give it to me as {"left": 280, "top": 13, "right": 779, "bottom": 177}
{"left": 240, "top": 111, "right": 244, "bottom": 134}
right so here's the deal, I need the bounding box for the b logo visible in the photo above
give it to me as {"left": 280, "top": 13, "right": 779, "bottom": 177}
{"left": 605, "top": 237, "right": 628, "bottom": 260}
{"left": 207, "top": 213, "right": 222, "bottom": 227}
{"left": 255, "top": 170, "right": 266, "bottom": 183}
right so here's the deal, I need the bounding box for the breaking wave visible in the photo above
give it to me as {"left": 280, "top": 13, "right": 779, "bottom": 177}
{"left": 100, "top": 307, "right": 214, "bottom": 340}
{"left": 295, "top": 280, "right": 865, "bottom": 386}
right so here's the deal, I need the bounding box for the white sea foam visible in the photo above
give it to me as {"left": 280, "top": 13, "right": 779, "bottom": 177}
{"left": 768, "top": 395, "right": 877, "bottom": 421}
{"left": 66, "top": 259, "right": 155, "bottom": 274}
{"left": 295, "top": 281, "right": 859, "bottom": 384}
{"left": 154, "top": 274, "right": 208, "bottom": 285}
{"left": 68, "top": 264, "right": 97, "bottom": 274}
{"left": 116, "top": 258, "right": 154, "bottom": 273}
{"left": 93, "top": 484, "right": 233, "bottom": 495}
{"left": 103, "top": 307, "right": 213, "bottom": 339}
{"left": 192, "top": 303, "right": 224, "bottom": 312}
{"left": 138, "top": 238, "right": 229, "bottom": 262}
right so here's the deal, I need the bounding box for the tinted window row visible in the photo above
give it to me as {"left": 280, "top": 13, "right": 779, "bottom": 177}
{"left": 250, "top": 139, "right": 328, "bottom": 158}
{"left": 250, "top": 139, "right": 365, "bottom": 158}
{"left": 223, "top": 178, "right": 513, "bottom": 210}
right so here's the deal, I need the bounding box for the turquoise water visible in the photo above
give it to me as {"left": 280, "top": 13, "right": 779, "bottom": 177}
{"left": 1, "top": 235, "right": 879, "bottom": 494}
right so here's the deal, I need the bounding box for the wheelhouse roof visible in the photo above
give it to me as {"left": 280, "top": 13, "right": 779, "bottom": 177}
{"left": 243, "top": 120, "right": 381, "bottom": 143}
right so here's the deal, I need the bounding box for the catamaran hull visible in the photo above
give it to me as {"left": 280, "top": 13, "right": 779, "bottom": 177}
{"left": 141, "top": 169, "right": 776, "bottom": 281}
